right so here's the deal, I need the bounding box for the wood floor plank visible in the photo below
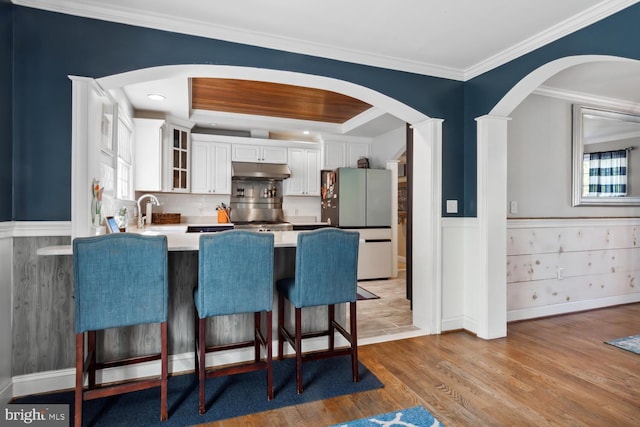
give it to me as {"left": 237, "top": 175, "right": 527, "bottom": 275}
{"left": 199, "top": 303, "right": 640, "bottom": 426}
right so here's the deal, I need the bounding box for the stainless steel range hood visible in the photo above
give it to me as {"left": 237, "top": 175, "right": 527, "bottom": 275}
{"left": 231, "top": 162, "right": 291, "bottom": 180}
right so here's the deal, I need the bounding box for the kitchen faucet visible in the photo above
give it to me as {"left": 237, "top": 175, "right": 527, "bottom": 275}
{"left": 136, "top": 194, "right": 160, "bottom": 228}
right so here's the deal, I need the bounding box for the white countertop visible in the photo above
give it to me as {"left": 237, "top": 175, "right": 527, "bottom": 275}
{"left": 36, "top": 228, "right": 303, "bottom": 256}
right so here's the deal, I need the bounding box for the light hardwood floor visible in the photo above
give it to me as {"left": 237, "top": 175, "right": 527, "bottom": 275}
{"left": 203, "top": 303, "right": 640, "bottom": 426}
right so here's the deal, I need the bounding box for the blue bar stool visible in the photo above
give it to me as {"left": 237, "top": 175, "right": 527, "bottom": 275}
{"left": 73, "top": 234, "right": 169, "bottom": 427}
{"left": 276, "top": 228, "right": 360, "bottom": 394}
{"left": 194, "top": 230, "right": 274, "bottom": 415}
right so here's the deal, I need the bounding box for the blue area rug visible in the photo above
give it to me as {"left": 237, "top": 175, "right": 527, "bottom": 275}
{"left": 13, "top": 357, "right": 382, "bottom": 426}
{"left": 330, "top": 406, "right": 443, "bottom": 427}
{"left": 606, "top": 334, "right": 640, "bottom": 355}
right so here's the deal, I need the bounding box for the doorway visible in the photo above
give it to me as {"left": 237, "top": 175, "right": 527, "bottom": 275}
{"left": 74, "top": 64, "right": 442, "bottom": 336}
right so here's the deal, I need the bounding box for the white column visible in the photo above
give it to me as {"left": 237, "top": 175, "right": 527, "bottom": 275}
{"left": 475, "top": 115, "right": 510, "bottom": 339}
{"left": 386, "top": 160, "right": 399, "bottom": 279}
{"left": 411, "top": 118, "right": 443, "bottom": 334}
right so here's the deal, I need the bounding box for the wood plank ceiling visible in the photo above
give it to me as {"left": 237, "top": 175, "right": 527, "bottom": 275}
{"left": 191, "top": 78, "right": 371, "bottom": 124}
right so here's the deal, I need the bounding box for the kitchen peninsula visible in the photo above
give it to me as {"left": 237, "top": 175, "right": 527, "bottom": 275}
{"left": 28, "top": 227, "right": 346, "bottom": 393}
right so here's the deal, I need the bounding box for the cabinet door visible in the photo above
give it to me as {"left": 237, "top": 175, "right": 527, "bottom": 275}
{"left": 191, "top": 141, "right": 231, "bottom": 194}
{"left": 285, "top": 148, "right": 306, "bottom": 195}
{"left": 167, "top": 126, "right": 190, "bottom": 192}
{"left": 323, "top": 141, "right": 346, "bottom": 170}
{"left": 261, "top": 145, "right": 288, "bottom": 163}
{"left": 134, "top": 118, "right": 163, "bottom": 191}
{"left": 347, "top": 143, "right": 370, "bottom": 167}
{"left": 232, "top": 144, "right": 261, "bottom": 162}
{"left": 190, "top": 140, "right": 210, "bottom": 193}
{"left": 304, "top": 149, "right": 321, "bottom": 195}
{"left": 211, "top": 143, "right": 231, "bottom": 194}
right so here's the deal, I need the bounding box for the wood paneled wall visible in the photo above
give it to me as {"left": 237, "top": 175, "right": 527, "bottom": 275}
{"left": 12, "top": 240, "right": 337, "bottom": 376}
{"left": 507, "top": 219, "right": 640, "bottom": 320}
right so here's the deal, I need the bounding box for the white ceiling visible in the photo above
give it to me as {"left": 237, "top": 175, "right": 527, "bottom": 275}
{"left": 15, "top": 0, "right": 640, "bottom": 138}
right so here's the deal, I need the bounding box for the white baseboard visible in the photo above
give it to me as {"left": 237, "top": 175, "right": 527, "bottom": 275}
{"left": 507, "top": 294, "right": 640, "bottom": 322}
{"left": 11, "top": 335, "right": 350, "bottom": 399}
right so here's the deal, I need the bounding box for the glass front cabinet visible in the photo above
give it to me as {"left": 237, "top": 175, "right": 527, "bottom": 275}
{"left": 166, "top": 124, "right": 191, "bottom": 192}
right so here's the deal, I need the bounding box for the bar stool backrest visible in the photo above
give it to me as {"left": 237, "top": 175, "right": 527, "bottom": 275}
{"left": 293, "top": 228, "right": 360, "bottom": 308}
{"left": 73, "top": 233, "right": 169, "bottom": 333}
{"left": 196, "top": 230, "right": 274, "bottom": 318}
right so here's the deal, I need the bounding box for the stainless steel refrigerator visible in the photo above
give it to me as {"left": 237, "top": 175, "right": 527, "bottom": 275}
{"left": 321, "top": 167, "right": 391, "bottom": 227}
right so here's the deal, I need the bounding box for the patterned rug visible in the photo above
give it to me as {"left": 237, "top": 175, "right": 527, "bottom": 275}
{"left": 605, "top": 334, "right": 640, "bottom": 354}
{"left": 330, "top": 406, "right": 443, "bottom": 427}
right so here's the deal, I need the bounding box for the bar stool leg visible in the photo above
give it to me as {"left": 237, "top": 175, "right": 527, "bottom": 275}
{"left": 295, "top": 307, "right": 303, "bottom": 394}
{"left": 75, "top": 333, "right": 83, "bottom": 427}
{"left": 198, "top": 317, "right": 206, "bottom": 415}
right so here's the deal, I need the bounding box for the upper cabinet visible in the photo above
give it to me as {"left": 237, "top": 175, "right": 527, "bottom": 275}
{"left": 166, "top": 124, "right": 191, "bottom": 192}
{"left": 232, "top": 144, "right": 287, "bottom": 163}
{"left": 285, "top": 148, "right": 321, "bottom": 196}
{"left": 323, "top": 141, "right": 370, "bottom": 170}
{"left": 191, "top": 138, "right": 232, "bottom": 195}
{"left": 134, "top": 118, "right": 164, "bottom": 192}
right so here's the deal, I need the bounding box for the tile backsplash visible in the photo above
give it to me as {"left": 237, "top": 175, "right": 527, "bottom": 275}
{"left": 132, "top": 192, "right": 321, "bottom": 223}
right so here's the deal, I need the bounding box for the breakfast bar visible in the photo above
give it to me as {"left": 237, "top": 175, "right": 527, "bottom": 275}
{"left": 32, "top": 228, "right": 345, "bottom": 378}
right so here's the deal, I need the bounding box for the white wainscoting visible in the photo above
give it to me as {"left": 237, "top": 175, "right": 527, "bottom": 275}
{"left": 507, "top": 218, "right": 640, "bottom": 321}
{"left": 441, "top": 217, "right": 480, "bottom": 333}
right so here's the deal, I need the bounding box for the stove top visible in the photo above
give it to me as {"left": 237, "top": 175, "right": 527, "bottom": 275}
{"left": 233, "top": 221, "right": 293, "bottom": 232}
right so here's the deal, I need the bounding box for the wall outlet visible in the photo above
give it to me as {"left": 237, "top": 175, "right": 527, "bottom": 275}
{"left": 557, "top": 267, "right": 564, "bottom": 280}
{"left": 446, "top": 200, "right": 458, "bottom": 214}
{"left": 510, "top": 201, "right": 518, "bottom": 214}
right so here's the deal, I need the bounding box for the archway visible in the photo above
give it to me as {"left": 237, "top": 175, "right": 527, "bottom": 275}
{"left": 73, "top": 64, "right": 443, "bottom": 336}
{"left": 477, "top": 55, "right": 640, "bottom": 339}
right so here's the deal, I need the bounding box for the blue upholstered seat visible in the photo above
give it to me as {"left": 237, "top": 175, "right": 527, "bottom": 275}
{"left": 73, "top": 233, "right": 169, "bottom": 426}
{"left": 194, "top": 230, "right": 275, "bottom": 414}
{"left": 276, "top": 228, "right": 360, "bottom": 394}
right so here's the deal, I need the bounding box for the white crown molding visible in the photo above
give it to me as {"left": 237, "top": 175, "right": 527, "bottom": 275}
{"left": 533, "top": 85, "right": 640, "bottom": 113}
{"left": 465, "top": 0, "right": 639, "bottom": 80}
{"left": 10, "top": 1, "right": 637, "bottom": 81}
{"left": 12, "top": 0, "right": 465, "bottom": 80}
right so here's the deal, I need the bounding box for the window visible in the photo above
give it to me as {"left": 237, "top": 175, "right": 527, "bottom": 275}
{"left": 116, "top": 115, "right": 134, "bottom": 200}
{"left": 583, "top": 149, "right": 628, "bottom": 197}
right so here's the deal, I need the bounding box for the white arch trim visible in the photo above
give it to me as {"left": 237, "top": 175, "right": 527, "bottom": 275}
{"left": 490, "top": 55, "right": 637, "bottom": 117}
{"left": 98, "top": 64, "right": 428, "bottom": 126}
{"left": 89, "top": 64, "right": 443, "bottom": 336}
{"left": 478, "top": 55, "right": 640, "bottom": 339}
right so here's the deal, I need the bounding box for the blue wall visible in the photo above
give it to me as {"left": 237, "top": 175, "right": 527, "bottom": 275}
{"left": 8, "top": 4, "right": 640, "bottom": 221}
{"left": 11, "top": 7, "right": 464, "bottom": 221}
{"left": 463, "top": 3, "right": 640, "bottom": 215}
{"left": 0, "top": 0, "right": 12, "bottom": 221}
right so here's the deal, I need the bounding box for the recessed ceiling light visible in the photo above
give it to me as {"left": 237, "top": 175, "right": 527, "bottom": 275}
{"left": 147, "top": 94, "right": 165, "bottom": 101}
{"left": 303, "top": 130, "right": 310, "bottom": 135}
{"left": 210, "top": 123, "right": 217, "bottom": 127}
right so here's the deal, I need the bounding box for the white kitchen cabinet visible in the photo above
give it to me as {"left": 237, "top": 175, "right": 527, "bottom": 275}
{"left": 232, "top": 144, "right": 287, "bottom": 163}
{"left": 164, "top": 124, "right": 191, "bottom": 192}
{"left": 134, "top": 118, "right": 164, "bottom": 192}
{"left": 323, "top": 141, "right": 370, "bottom": 169}
{"left": 347, "top": 143, "right": 370, "bottom": 167}
{"left": 191, "top": 140, "right": 232, "bottom": 194}
{"left": 285, "top": 148, "right": 320, "bottom": 196}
